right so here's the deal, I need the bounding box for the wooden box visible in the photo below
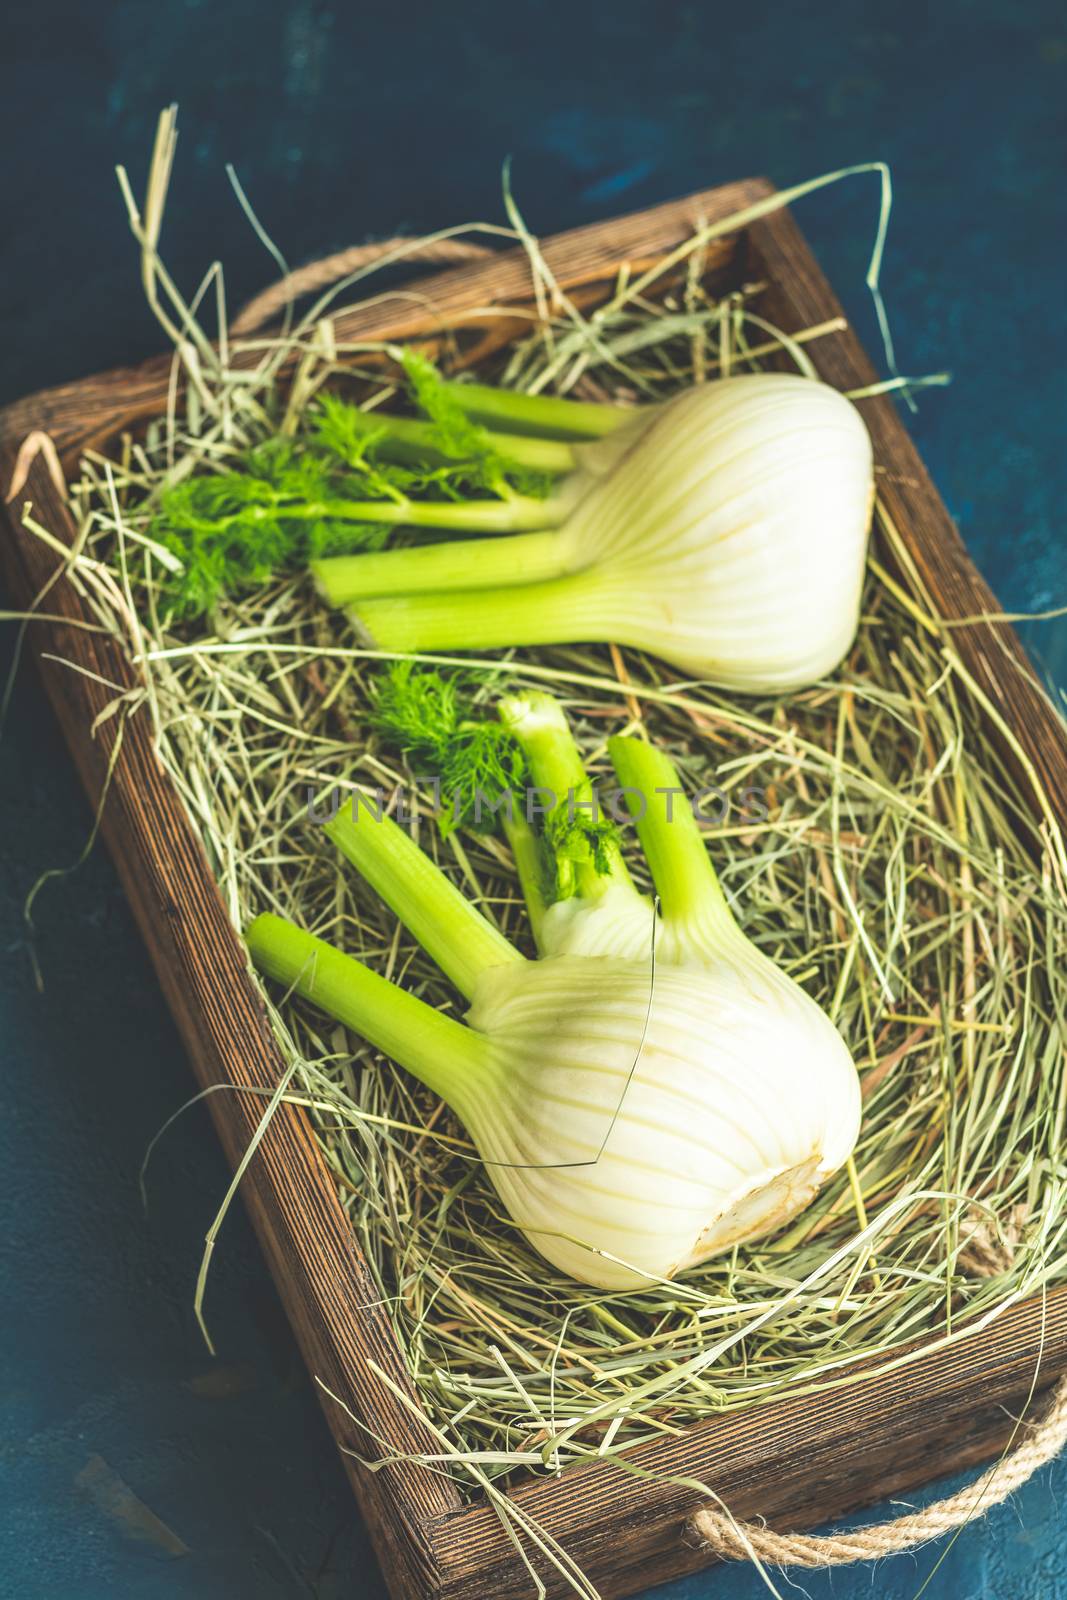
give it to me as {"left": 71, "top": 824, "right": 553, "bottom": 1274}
{"left": 3, "top": 177, "right": 1065, "bottom": 1599}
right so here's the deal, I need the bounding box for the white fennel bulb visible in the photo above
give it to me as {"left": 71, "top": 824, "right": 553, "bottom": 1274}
{"left": 315, "top": 374, "right": 875, "bottom": 694}
{"left": 247, "top": 693, "right": 860, "bottom": 1289}
{"left": 462, "top": 954, "right": 858, "bottom": 1288}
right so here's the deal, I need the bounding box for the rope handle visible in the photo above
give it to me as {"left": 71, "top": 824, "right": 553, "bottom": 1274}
{"left": 230, "top": 237, "right": 496, "bottom": 337}
{"left": 687, "top": 1373, "right": 1067, "bottom": 1568}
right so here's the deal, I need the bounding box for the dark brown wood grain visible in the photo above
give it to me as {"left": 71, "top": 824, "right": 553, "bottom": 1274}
{"left": 0, "top": 447, "right": 458, "bottom": 1599}
{"left": 0, "top": 175, "right": 759, "bottom": 474}
{"left": 3, "top": 177, "right": 1066, "bottom": 1600}
{"left": 429, "top": 1289, "right": 1067, "bottom": 1597}
{"left": 745, "top": 206, "right": 1067, "bottom": 841}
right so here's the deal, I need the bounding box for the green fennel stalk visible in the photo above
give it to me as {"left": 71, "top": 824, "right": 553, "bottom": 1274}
{"left": 333, "top": 403, "right": 578, "bottom": 476}
{"left": 146, "top": 365, "right": 569, "bottom": 617}
{"left": 437, "top": 380, "right": 635, "bottom": 440}
{"left": 247, "top": 691, "right": 722, "bottom": 1058}
{"left": 246, "top": 697, "right": 716, "bottom": 1092}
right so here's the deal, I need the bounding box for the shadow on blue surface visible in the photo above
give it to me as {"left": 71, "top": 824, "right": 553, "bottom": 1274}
{"left": 1, "top": 2, "right": 1065, "bottom": 1596}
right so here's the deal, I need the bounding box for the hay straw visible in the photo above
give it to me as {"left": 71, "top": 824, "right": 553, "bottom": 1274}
{"left": 34, "top": 140, "right": 1067, "bottom": 1531}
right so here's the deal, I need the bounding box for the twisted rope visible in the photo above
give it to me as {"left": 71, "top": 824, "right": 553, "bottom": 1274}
{"left": 230, "top": 237, "right": 495, "bottom": 337}
{"left": 688, "top": 1373, "right": 1067, "bottom": 1568}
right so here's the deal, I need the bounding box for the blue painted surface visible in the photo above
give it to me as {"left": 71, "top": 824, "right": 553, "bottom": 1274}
{"left": 2, "top": 3, "right": 1066, "bottom": 1595}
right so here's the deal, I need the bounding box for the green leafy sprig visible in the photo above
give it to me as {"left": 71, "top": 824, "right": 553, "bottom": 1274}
{"left": 148, "top": 439, "right": 393, "bottom": 617}
{"left": 368, "top": 662, "right": 528, "bottom": 836}
{"left": 146, "top": 356, "right": 553, "bottom": 619}
{"left": 368, "top": 665, "right": 621, "bottom": 901}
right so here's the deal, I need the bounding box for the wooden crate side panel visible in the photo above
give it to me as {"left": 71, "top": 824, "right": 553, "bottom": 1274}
{"left": 745, "top": 207, "right": 1067, "bottom": 834}
{"left": 429, "top": 1288, "right": 1067, "bottom": 1598}
{"left": 0, "top": 449, "right": 459, "bottom": 1599}
{"left": 0, "top": 178, "right": 765, "bottom": 465}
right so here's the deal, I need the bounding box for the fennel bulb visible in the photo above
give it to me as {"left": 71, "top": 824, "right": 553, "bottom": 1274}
{"left": 314, "top": 374, "right": 875, "bottom": 693}
{"left": 247, "top": 694, "right": 860, "bottom": 1289}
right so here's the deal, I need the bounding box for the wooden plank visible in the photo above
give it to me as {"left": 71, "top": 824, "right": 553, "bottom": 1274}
{"left": 744, "top": 204, "right": 1067, "bottom": 838}
{"left": 0, "top": 177, "right": 763, "bottom": 468}
{"left": 0, "top": 448, "right": 459, "bottom": 1600}
{"left": 428, "top": 1290, "right": 1067, "bottom": 1598}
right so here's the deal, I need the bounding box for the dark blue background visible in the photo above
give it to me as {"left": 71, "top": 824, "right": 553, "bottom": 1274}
{"left": 3, "top": 3, "right": 1066, "bottom": 1596}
